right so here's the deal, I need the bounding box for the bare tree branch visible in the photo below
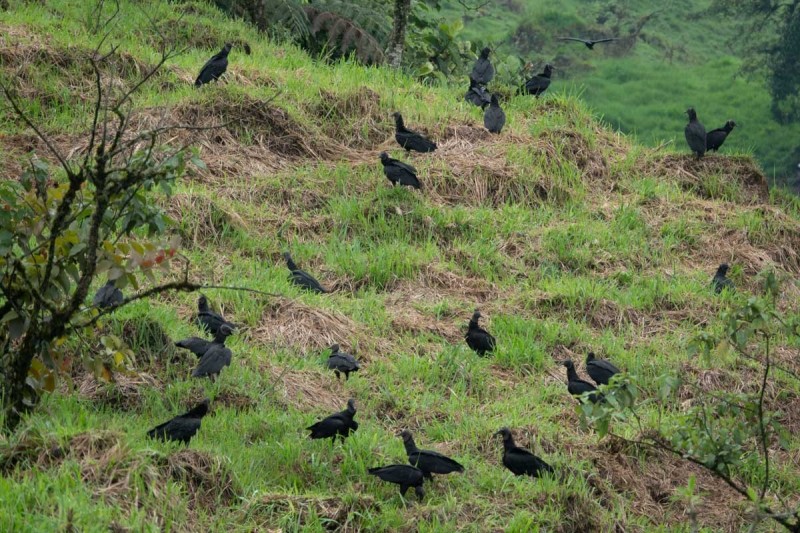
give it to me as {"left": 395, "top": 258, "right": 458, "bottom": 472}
{"left": 0, "top": 83, "right": 72, "bottom": 176}
{"left": 456, "top": 0, "right": 490, "bottom": 11}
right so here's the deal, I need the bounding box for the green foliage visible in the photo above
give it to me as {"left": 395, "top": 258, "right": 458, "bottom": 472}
{"left": 584, "top": 273, "right": 800, "bottom": 530}
{"left": 768, "top": 8, "right": 800, "bottom": 122}
{"left": 404, "top": 2, "right": 478, "bottom": 81}
{"left": 710, "top": 0, "right": 800, "bottom": 123}
{"left": 0, "top": 45, "right": 195, "bottom": 427}
{"left": 0, "top": 150, "right": 184, "bottom": 393}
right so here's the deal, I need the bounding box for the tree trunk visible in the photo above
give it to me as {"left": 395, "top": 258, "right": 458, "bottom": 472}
{"left": 2, "top": 334, "right": 38, "bottom": 432}
{"left": 387, "top": 0, "right": 411, "bottom": 69}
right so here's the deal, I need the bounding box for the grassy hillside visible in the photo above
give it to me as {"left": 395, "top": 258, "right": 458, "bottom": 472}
{"left": 2, "top": 1, "right": 800, "bottom": 531}
{"left": 445, "top": 0, "right": 800, "bottom": 188}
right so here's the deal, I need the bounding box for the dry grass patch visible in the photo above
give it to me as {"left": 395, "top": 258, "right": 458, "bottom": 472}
{"left": 393, "top": 264, "right": 497, "bottom": 303}
{"left": 166, "top": 192, "right": 249, "bottom": 246}
{"left": 589, "top": 439, "right": 749, "bottom": 532}
{"left": 264, "top": 364, "right": 343, "bottom": 413}
{"left": 643, "top": 154, "right": 769, "bottom": 202}
{"left": 246, "top": 493, "right": 378, "bottom": 532}
{"left": 0, "top": 38, "right": 154, "bottom": 106}
{"left": 422, "top": 135, "right": 550, "bottom": 207}
{"left": 310, "top": 87, "right": 389, "bottom": 149}
{"left": 538, "top": 127, "right": 609, "bottom": 181}
{"left": 385, "top": 300, "right": 462, "bottom": 343}
{"left": 1, "top": 429, "right": 239, "bottom": 513}
{"left": 0, "top": 428, "right": 66, "bottom": 474}
{"left": 165, "top": 449, "right": 239, "bottom": 509}
{"left": 77, "top": 372, "right": 162, "bottom": 411}
{"left": 254, "top": 298, "right": 365, "bottom": 355}
{"left": 214, "top": 389, "right": 258, "bottom": 412}
{"left": 0, "top": 131, "right": 86, "bottom": 178}
{"left": 133, "top": 96, "right": 335, "bottom": 180}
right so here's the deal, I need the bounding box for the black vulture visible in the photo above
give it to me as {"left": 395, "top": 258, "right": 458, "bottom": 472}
{"left": 307, "top": 398, "right": 359, "bottom": 443}
{"left": 559, "top": 37, "right": 618, "bottom": 50}
{"left": 195, "top": 43, "right": 232, "bottom": 87}
{"left": 379, "top": 152, "right": 421, "bottom": 189}
{"left": 191, "top": 324, "right": 234, "bottom": 380}
{"left": 176, "top": 324, "right": 234, "bottom": 359}
{"left": 465, "top": 78, "right": 492, "bottom": 108}
{"left": 196, "top": 294, "right": 236, "bottom": 336}
{"left": 465, "top": 310, "right": 495, "bottom": 356}
{"left": 685, "top": 107, "right": 707, "bottom": 159}
{"left": 712, "top": 263, "right": 735, "bottom": 294}
{"left": 147, "top": 399, "right": 210, "bottom": 445}
{"left": 585, "top": 352, "right": 620, "bottom": 386}
{"left": 399, "top": 430, "right": 464, "bottom": 479}
{"left": 326, "top": 344, "right": 360, "bottom": 380}
{"left": 392, "top": 112, "right": 437, "bottom": 153}
{"left": 93, "top": 280, "right": 123, "bottom": 309}
{"left": 483, "top": 94, "right": 506, "bottom": 134}
{"left": 368, "top": 465, "right": 425, "bottom": 500}
{"left": 521, "top": 64, "right": 553, "bottom": 97}
{"left": 706, "top": 120, "right": 736, "bottom": 152}
{"left": 284, "top": 252, "right": 327, "bottom": 294}
{"left": 562, "top": 360, "right": 603, "bottom": 403}
{"left": 470, "top": 47, "right": 494, "bottom": 85}
{"left": 494, "top": 427, "right": 554, "bottom": 478}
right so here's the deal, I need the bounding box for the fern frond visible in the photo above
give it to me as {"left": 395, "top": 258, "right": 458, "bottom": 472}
{"left": 214, "top": 0, "right": 310, "bottom": 39}
{"left": 304, "top": 5, "right": 385, "bottom": 64}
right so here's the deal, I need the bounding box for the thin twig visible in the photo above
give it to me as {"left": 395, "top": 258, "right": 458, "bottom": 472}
{"left": 757, "top": 333, "right": 770, "bottom": 501}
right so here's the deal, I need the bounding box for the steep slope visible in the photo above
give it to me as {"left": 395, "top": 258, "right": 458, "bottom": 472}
{"left": 1, "top": 1, "right": 799, "bottom": 531}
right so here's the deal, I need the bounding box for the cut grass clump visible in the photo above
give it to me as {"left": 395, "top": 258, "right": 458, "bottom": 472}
{"left": 1, "top": 429, "right": 239, "bottom": 517}
{"left": 422, "top": 133, "right": 566, "bottom": 207}
{"left": 538, "top": 127, "right": 609, "bottom": 181}
{"left": 310, "top": 86, "right": 389, "bottom": 149}
{"left": 134, "top": 95, "right": 332, "bottom": 180}
{"left": 644, "top": 153, "right": 769, "bottom": 203}
{"left": 0, "top": 38, "right": 157, "bottom": 124}
{"left": 590, "top": 439, "right": 747, "bottom": 532}
{"left": 165, "top": 449, "right": 239, "bottom": 510}
{"left": 77, "top": 372, "right": 162, "bottom": 412}
{"left": 254, "top": 298, "right": 366, "bottom": 355}
{"left": 243, "top": 493, "right": 377, "bottom": 532}
{"left": 111, "top": 315, "right": 175, "bottom": 364}
{"left": 169, "top": 192, "right": 248, "bottom": 247}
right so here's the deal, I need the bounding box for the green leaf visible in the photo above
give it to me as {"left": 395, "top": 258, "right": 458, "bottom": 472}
{"left": 190, "top": 156, "right": 207, "bottom": 170}
{"left": 8, "top": 316, "right": 27, "bottom": 340}
{"left": 69, "top": 242, "right": 87, "bottom": 257}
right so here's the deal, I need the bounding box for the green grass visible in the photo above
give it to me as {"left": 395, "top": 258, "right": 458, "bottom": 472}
{"left": 1, "top": 1, "right": 800, "bottom": 531}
